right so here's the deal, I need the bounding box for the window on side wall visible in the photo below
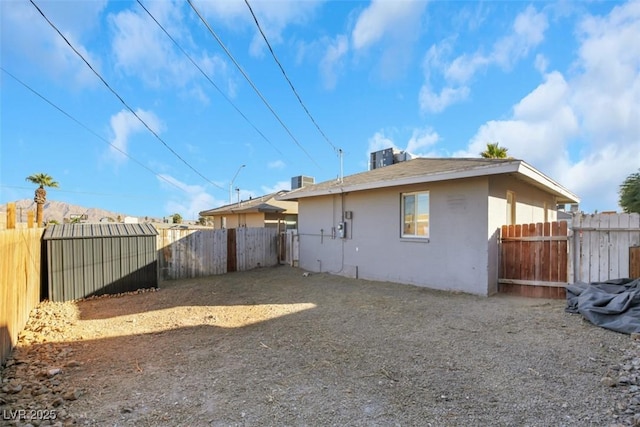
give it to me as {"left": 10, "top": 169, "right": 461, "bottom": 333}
{"left": 402, "top": 191, "right": 429, "bottom": 238}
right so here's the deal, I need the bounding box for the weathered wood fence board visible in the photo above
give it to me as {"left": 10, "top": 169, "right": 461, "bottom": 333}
{"left": 500, "top": 221, "right": 568, "bottom": 283}
{"left": 0, "top": 228, "right": 43, "bottom": 365}
{"left": 157, "top": 227, "right": 278, "bottom": 280}
{"left": 499, "top": 221, "right": 569, "bottom": 298}
{"left": 500, "top": 213, "right": 640, "bottom": 298}
{"left": 158, "top": 228, "right": 226, "bottom": 280}
{"left": 236, "top": 228, "right": 277, "bottom": 271}
{"left": 631, "top": 246, "right": 640, "bottom": 278}
{"left": 572, "top": 213, "right": 640, "bottom": 282}
{"left": 280, "top": 230, "right": 299, "bottom": 267}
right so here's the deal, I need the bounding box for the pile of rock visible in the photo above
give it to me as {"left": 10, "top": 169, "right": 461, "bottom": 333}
{"left": 1, "top": 301, "right": 82, "bottom": 426}
{"left": 1, "top": 289, "right": 153, "bottom": 427}
{"left": 603, "top": 334, "right": 640, "bottom": 426}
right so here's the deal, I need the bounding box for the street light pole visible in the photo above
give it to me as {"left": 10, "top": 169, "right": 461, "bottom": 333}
{"left": 229, "top": 164, "right": 246, "bottom": 204}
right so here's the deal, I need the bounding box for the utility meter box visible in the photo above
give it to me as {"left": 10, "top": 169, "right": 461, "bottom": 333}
{"left": 338, "top": 222, "right": 346, "bottom": 238}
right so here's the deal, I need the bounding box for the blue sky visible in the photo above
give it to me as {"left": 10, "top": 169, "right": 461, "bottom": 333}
{"left": 1, "top": 0, "right": 639, "bottom": 219}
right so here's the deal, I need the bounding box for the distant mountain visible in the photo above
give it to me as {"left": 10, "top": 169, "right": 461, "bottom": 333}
{"left": 5, "top": 199, "right": 156, "bottom": 224}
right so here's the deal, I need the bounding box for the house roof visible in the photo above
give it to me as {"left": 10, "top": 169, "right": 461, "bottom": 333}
{"left": 199, "top": 190, "right": 297, "bottom": 216}
{"left": 278, "top": 158, "right": 580, "bottom": 204}
{"left": 43, "top": 223, "right": 158, "bottom": 240}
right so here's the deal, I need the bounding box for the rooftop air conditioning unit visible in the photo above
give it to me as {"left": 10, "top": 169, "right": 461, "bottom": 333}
{"left": 291, "top": 175, "right": 315, "bottom": 190}
{"left": 370, "top": 148, "right": 395, "bottom": 170}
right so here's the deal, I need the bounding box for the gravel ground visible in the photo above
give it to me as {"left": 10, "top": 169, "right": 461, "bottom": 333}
{"left": 1, "top": 266, "right": 638, "bottom": 426}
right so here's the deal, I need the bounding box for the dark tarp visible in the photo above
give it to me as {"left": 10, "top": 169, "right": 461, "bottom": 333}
{"left": 566, "top": 278, "right": 640, "bottom": 334}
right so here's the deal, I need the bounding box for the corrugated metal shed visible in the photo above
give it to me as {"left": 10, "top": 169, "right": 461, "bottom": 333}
{"left": 43, "top": 223, "right": 158, "bottom": 239}
{"left": 43, "top": 224, "right": 158, "bottom": 302}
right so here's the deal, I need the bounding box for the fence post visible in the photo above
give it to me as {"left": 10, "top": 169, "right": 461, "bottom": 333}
{"left": 567, "top": 223, "right": 575, "bottom": 285}
{"left": 6, "top": 203, "right": 16, "bottom": 229}
{"left": 631, "top": 247, "right": 640, "bottom": 279}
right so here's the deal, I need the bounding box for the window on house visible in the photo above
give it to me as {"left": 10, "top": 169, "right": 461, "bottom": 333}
{"left": 506, "top": 191, "right": 516, "bottom": 225}
{"left": 402, "top": 191, "right": 429, "bottom": 238}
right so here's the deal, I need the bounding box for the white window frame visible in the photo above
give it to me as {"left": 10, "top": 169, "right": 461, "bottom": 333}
{"left": 401, "top": 191, "right": 430, "bottom": 239}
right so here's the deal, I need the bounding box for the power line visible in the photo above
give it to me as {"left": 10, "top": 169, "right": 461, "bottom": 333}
{"left": 29, "top": 0, "right": 225, "bottom": 191}
{"left": 244, "top": 0, "right": 340, "bottom": 155}
{"left": 136, "top": 0, "right": 286, "bottom": 158}
{"left": 186, "top": 0, "right": 321, "bottom": 169}
{"left": 1, "top": 67, "right": 186, "bottom": 195}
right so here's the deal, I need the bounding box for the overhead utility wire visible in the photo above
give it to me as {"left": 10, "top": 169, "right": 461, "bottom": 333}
{"left": 187, "top": 0, "right": 320, "bottom": 169}
{"left": 1, "top": 67, "right": 187, "bottom": 194}
{"left": 244, "top": 0, "right": 340, "bottom": 155}
{"left": 29, "top": 0, "right": 224, "bottom": 191}
{"left": 136, "top": 0, "right": 285, "bottom": 158}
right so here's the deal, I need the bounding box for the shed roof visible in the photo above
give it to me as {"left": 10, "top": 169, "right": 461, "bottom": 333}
{"left": 43, "top": 223, "right": 158, "bottom": 240}
{"left": 199, "top": 190, "right": 296, "bottom": 216}
{"left": 278, "top": 158, "right": 580, "bottom": 204}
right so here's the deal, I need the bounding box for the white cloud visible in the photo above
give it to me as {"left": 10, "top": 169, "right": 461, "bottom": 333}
{"left": 196, "top": 0, "right": 321, "bottom": 57}
{"left": 109, "top": 4, "right": 185, "bottom": 88}
{"left": 261, "top": 180, "right": 291, "bottom": 193}
{"left": 320, "top": 35, "right": 349, "bottom": 90}
{"left": 534, "top": 53, "right": 548, "bottom": 73}
{"left": 406, "top": 128, "right": 441, "bottom": 155}
{"left": 421, "top": 5, "right": 548, "bottom": 113}
{"left": 462, "top": 1, "right": 640, "bottom": 212}
{"left": 268, "top": 160, "right": 286, "bottom": 169}
{"left": 444, "top": 53, "right": 490, "bottom": 84}
{"left": 351, "top": 0, "right": 427, "bottom": 80}
{"left": 366, "top": 131, "right": 398, "bottom": 157}
{"left": 108, "top": 109, "right": 164, "bottom": 163}
{"left": 366, "top": 127, "right": 442, "bottom": 162}
{"left": 572, "top": 0, "right": 640, "bottom": 145}
{"left": 108, "top": 2, "right": 228, "bottom": 97}
{"left": 192, "top": 0, "right": 246, "bottom": 21}
{"left": 0, "top": 0, "right": 106, "bottom": 87}
{"left": 351, "top": 0, "right": 426, "bottom": 50}
{"left": 419, "top": 85, "right": 470, "bottom": 113}
{"left": 513, "top": 71, "right": 574, "bottom": 122}
{"left": 462, "top": 71, "right": 578, "bottom": 167}
{"left": 491, "top": 5, "right": 548, "bottom": 68}
{"left": 159, "top": 174, "right": 220, "bottom": 219}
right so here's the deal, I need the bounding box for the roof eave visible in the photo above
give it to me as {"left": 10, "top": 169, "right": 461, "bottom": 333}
{"left": 279, "top": 160, "right": 579, "bottom": 204}
{"left": 516, "top": 162, "right": 580, "bottom": 204}
{"left": 279, "top": 161, "right": 523, "bottom": 200}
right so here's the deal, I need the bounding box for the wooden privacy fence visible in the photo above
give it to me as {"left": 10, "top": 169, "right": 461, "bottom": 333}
{"left": 157, "top": 227, "right": 278, "bottom": 280}
{"left": 499, "top": 221, "right": 569, "bottom": 298}
{"left": 499, "top": 213, "right": 640, "bottom": 298}
{"left": 279, "top": 230, "right": 299, "bottom": 267}
{"left": 572, "top": 213, "right": 640, "bottom": 283}
{"left": 0, "top": 228, "right": 43, "bottom": 365}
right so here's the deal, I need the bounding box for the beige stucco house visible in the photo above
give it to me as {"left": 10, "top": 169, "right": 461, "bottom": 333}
{"left": 278, "top": 158, "right": 579, "bottom": 296}
{"left": 199, "top": 190, "right": 297, "bottom": 231}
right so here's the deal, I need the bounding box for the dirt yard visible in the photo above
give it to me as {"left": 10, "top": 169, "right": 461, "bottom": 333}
{"left": 0, "top": 266, "right": 635, "bottom": 426}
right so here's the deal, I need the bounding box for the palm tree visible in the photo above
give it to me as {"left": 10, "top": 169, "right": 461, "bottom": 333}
{"left": 25, "top": 173, "right": 59, "bottom": 227}
{"left": 480, "top": 142, "right": 510, "bottom": 159}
